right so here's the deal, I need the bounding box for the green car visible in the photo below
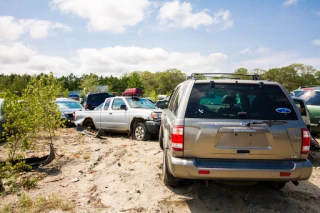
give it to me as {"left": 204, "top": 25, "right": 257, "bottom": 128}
{"left": 293, "top": 88, "right": 320, "bottom": 135}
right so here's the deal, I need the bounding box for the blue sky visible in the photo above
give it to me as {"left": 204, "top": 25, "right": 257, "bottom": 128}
{"left": 0, "top": 0, "right": 319, "bottom": 77}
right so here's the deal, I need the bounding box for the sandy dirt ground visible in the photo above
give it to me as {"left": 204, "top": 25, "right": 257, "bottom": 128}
{"left": 1, "top": 128, "right": 320, "bottom": 213}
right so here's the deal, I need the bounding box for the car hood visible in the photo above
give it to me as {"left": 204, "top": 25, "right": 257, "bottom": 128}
{"left": 60, "top": 108, "right": 84, "bottom": 114}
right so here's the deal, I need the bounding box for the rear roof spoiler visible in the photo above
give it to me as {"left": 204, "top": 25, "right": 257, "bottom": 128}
{"left": 186, "top": 73, "right": 260, "bottom": 81}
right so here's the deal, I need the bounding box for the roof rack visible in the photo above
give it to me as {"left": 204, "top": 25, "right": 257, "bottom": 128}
{"left": 186, "top": 73, "right": 260, "bottom": 81}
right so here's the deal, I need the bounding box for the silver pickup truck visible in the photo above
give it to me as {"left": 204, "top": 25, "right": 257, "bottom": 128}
{"left": 74, "top": 96, "right": 162, "bottom": 141}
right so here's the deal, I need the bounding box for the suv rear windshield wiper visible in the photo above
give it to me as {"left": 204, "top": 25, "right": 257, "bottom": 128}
{"left": 246, "top": 120, "right": 288, "bottom": 127}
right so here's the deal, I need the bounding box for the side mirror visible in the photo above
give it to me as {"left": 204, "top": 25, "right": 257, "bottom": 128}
{"left": 120, "top": 104, "right": 127, "bottom": 110}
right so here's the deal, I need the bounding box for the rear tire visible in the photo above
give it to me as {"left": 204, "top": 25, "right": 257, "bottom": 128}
{"left": 159, "top": 127, "right": 164, "bottom": 150}
{"left": 162, "top": 150, "right": 178, "bottom": 186}
{"left": 134, "top": 123, "right": 150, "bottom": 141}
{"left": 268, "top": 181, "right": 287, "bottom": 190}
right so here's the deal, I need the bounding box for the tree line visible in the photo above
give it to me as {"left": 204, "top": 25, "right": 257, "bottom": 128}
{"left": 0, "top": 64, "right": 319, "bottom": 100}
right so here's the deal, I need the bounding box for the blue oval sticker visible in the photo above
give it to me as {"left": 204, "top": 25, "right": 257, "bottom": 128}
{"left": 276, "top": 108, "right": 291, "bottom": 113}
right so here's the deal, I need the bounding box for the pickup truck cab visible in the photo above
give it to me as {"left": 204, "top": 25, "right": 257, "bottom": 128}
{"left": 75, "top": 96, "right": 162, "bottom": 141}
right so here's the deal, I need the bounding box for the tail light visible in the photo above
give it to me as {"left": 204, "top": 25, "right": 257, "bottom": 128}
{"left": 301, "top": 128, "right": 310, "bottom": 154}
{"left": 172, "top": 126, "right": 184, "bottom": 151}
{"left": 86, "top": 102, "right": 89, "bottom": 109}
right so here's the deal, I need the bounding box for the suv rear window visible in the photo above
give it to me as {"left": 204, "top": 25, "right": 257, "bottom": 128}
{"left": 87, "top": 93, "right": 110, "bottom": 102}
{"left": 185, "top": 83, "right": 298, "bottom": 120}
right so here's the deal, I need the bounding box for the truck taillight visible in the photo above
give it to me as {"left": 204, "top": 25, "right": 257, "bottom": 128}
{"left": 86, "top": 102, "right": 89, "bottom": 109}
{"left": 172, "top": 126, "right": 184, "bottom": 151}
{"left": 301, "top": 128, "right": 310, "bottom": 154}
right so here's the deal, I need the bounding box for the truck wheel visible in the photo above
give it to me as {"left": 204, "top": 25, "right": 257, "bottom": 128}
{"left": 162, "top": 150, "right": 178, "bottom": 186}
{"left": 159, "top": 127, "right": 164, "bottom": 150}
{"left": 134, "top": 123, "right": 150, "bottom": 141}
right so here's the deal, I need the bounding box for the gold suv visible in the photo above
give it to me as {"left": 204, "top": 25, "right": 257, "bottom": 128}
{"left": 159, "top": 73, "right": 312, "bottom": 189}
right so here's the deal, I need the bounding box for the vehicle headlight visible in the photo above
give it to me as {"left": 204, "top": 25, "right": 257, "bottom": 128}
{"left": 151, "top": 112, "right": 158, "bottom": 119}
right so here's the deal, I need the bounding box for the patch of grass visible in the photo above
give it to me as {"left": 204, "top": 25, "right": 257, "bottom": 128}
{"left": 34, "top": 194, "right": 73, "bottom": 212}
{"left": 18, "top": 191, "right": 32, "bottom": 208}
{"left": 1, "top": 204, "right": 13, "bottom": 213}
{"left": 2, "top": 192, "right": 74, "bottom": 213}
{"left": 78, "top": 133, "right": 84, "bottom": 141}
{"left": 83, "top": 153, "right": 90, "bottom": 160}
{"left": 21, "top": 176, "right": 39, "bottom": 190}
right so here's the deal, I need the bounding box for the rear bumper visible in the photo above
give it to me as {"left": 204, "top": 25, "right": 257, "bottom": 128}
{"left": 145, "top": 120, "right": 160, "bottom": 134}
{"left": 167, "top": 152, "right": 313, "bottom": 181}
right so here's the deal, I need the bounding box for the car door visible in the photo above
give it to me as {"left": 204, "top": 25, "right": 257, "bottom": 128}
{"left": 105, "top": 98, "right": 128, "bottom": 131}
{"left": 100, "top": 98, "right": 111, "bottom": 129}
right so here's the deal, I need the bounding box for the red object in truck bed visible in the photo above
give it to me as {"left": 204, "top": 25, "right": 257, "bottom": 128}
{"left": 122, "top": 88, "right": 143, "bottom": 96}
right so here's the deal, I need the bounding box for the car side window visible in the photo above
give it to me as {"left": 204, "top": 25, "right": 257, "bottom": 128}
{"left": 168, "top": 86, "right": 180, "bottom": 116}
{"left": 104, "top": 98, "right": 111, "bottom": 110}
{"left": 112, "top": 98, "right": 126, "bottom": 110}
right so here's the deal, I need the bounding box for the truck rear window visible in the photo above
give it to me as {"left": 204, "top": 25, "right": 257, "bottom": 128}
{"left": 185, "top": 83, "right": 298, "bottom": 120}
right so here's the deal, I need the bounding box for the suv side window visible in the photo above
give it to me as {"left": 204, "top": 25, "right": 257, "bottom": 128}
{"left": 168, "top": 86, "right": 180, "bottom": 116}
{"left": 112, "top": 98, "right": 126, "bottom": 110}
{"left": 104, "top": 98, "right": 111, "bottom": 110}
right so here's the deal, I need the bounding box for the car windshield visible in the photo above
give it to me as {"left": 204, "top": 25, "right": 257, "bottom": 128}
{"left": 293, "top": 90, "right": 320, "bottom": 105}
{"left": 185, "top": 83, "right": 297, "bottom": 120}
{"left": 126, "top": 97, "right": 156, "bottom": 109}
{"left": 87, "top": 93, "right": 109, "bottom": 102}
{"left": 57, "top": 101, "right": 82, "bottom": 109}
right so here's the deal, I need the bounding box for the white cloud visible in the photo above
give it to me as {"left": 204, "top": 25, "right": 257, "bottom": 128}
{"left": 239, "top": 47, "right": 251, "bottom": 55}
{"left": 237, "top": 51, "right": 320, "bottom": 72}
{"left": 283, "top": 0, "right": 298, "bottom": 6}
{"left": 0, "top": 43, "right": 35, "bottom": 64}
{"left": 239, "top": 46, "right": 271, "bottom": 55}
{"left": 51, "top": 0, "right": 150, "bottom": 33}
{"left": 0, "top": 16, "right": 24, "bottom": 41}
{"left": 0, "top": 16, "right": 71, "bottom": 41}
{"left": 158, "top": 1, "right": 233, "bottom": 30}
{"left": 312, "top": 39, "right": 320, "bottom": 46}
{"left": 0, "top": 44, "right": 229, "bottom": 77}
{"left": 212, "top": 10, "right": 233, "bottom": 30}
{"left": 76, "top": 46, "right": 229, "bottom": 76}
{"left": 1, "top": 44, "right": 319, "bottom": 78}
{"left": 0, "top": 43, "right": 75, "bottom": 76}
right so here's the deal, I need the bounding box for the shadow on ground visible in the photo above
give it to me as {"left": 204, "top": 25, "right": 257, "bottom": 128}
{"left": 35, "top": 167, "right": 62, "bottom": 177}
{"left": 100, "top": 132, "right": 159, "bottom": 142}
{"left": 164, "top": 155, "right": 320, "bottom": 213}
